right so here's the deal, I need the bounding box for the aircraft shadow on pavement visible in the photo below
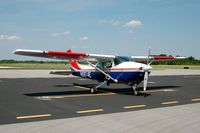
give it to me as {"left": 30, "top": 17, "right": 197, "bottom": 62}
{"left": 24, "top": 83, "right": 98, "bottom": 97}
{"left": 24, "top": 83, "right": 181, "bottom": 97}
{"left": 100, "top": 85, "right": 180, "bottom": 96}
{"left": 25, "top": 90, "right": 91, "bottom": 97}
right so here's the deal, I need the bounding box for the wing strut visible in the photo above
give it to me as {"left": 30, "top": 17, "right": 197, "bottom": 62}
{"left": 82, "top": 58, "right": 118, "bottom": 83}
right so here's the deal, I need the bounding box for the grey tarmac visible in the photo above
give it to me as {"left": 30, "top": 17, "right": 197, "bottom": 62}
{"left": 0, "top": 69, "right": 200, "bottom": 132}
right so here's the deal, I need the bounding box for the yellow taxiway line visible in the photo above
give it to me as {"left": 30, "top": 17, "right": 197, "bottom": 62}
{"left": 161, "top": 101, "right": 179, "bottom": 105}
{"left": 76, "top": 109, "right": 104, "bottom": 114}
{"left": 38, "top": 84, "right": 176, "bottom": 100}
{"left": 74, "top": 85, "right": 91, "bottom": 90}
{"left": 123, "top": 104, "right": 146, "bottom": 109}
{"left": 40, "top": 85, "right": 116, "bottom": 99}
{"left": 191, "top": 98, "right": 200, "bottom": 102}
{"left": 40, "top": 89, "right": 176, "bottom": 99}
{"left": 44, "top": 92, "right": 115, "bottom": 99}
{"left": 16, "top": 114, "right": 52, "bottom": 119}
{"left": 74, "top": 85, "right": 116, "bottom": 94}
{"left": 74, "top": 84, "right": 175, "bottom": 94}
{"left": 142, "top": 89, "right": 176, "bottom": 93}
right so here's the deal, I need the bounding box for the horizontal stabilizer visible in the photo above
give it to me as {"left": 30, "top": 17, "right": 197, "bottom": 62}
{"left": 49, "top": 70, "right": 72, "bottom": 75}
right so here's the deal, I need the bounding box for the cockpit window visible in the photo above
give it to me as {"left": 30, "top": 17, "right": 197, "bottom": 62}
{"left": 95, "top": 56, "right": 132, "bottom": 68}
{"left": 96, "top": 60, "right": 113, "bottom": 68}
{"left": 114, "top": 56, "right": 132, "bottom": 65}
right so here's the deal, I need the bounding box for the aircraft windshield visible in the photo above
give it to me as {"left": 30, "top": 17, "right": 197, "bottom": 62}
{"left": 114, "top": 56, "right": 132, "bottom": 65}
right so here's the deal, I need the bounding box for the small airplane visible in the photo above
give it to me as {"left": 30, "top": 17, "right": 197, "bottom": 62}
{"left": 13, "top": 49, "right": 185, "bottom": 95}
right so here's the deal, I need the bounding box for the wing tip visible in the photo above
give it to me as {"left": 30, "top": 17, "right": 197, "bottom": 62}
{"left": 12, "top": 49, "right": 47, "bottom": 56}
{"left": 175, "top": 56, "right": 186, "bottom": 59}
{"left": 12, "top": 49, "right": 22, "bottom": 54}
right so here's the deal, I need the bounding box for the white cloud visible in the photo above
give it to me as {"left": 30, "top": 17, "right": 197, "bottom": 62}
{"left": 124, "top": 20, "right": 142, "bottom": 28}
{"left": 51, "top": 31, "right": 70, "bottom": 37}
{"left": 98, "top": 19, "right": 120, "bottom": 26}
{"left": 79, "top": 36, "right": 89, "bottom": 41}
{"left": 0, "top": 35, "right": 22, "bottom": 41}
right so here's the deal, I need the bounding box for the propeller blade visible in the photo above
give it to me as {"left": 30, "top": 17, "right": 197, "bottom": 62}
{"left": 147, "top": 47, "right": 151, "bottom": 65}
{"left": 143, "top": 71, "right": 148, "bottom": 91}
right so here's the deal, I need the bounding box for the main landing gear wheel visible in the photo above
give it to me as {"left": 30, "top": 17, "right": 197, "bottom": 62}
{"left": 90, "top": 87, "right": 97, "bottom": 94}
{"left": 132, "top": 84, "right": 139, "bottom": 96}
{"left": 134, "top": 90, "right": 138, "bottom": 96}
{"left": 90, "top": 81, "right": 107, "bottom": 94}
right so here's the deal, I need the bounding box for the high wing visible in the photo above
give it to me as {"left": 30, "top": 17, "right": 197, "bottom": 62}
{"left": 13, "top": 49, "right": 115, "bottom": 62}
{"left": 131, "top": 55, "right": 185, "bottom": 62}
{"left": 13, "top": 49, "right": 185, "bottom": 62}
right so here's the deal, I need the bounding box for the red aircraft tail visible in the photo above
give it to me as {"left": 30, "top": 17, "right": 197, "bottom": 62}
{"left": 69, "top": 60, "right": 81, "bottom": 71}
{"left": 66, "top": 49, "right": 82, "bottom": 71}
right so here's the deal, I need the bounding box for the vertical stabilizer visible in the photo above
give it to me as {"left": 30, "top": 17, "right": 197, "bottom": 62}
{"left": 69, "top": 60, "right": 81, "bottom": 71}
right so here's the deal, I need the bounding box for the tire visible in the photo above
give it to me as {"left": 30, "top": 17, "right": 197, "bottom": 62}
{"left": 91, "top": 88, "right": 97, "bottom": 94}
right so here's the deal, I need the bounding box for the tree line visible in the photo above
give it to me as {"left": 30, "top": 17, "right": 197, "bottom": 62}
{"left": 152, "top": 56, "right": 200, "bottom": 65}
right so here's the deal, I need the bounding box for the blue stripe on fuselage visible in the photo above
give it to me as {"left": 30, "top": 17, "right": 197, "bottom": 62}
{"left": 72, "top": 70, "right": 147, "bottom": 84}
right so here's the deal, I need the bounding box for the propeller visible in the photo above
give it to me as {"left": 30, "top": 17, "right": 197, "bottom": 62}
{"left": 143, "top": 71, "right": 148, "bottom": 91}
{"left": 143, "top": 47, "right": 152, "bottom": 92}
{"left": 147, "top": 47, "right": 150, "bottom": 65}
{"left": 142, "top": 65, "right": 151, "bottom": 91}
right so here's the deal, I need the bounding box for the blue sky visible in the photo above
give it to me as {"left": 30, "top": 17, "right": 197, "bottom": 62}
{"left": 1, "top": 0, "right": 200, "bottom": 60}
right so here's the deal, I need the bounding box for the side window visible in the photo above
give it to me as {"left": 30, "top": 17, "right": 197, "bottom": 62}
{"left": 96, "top": 61, "right": 112, "bottom": 68}
{"left": 105, "top": 61, "right": 112, "bottom": 68}
{"left": 96, "top": 62, "right": 101, "bottom": 68}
